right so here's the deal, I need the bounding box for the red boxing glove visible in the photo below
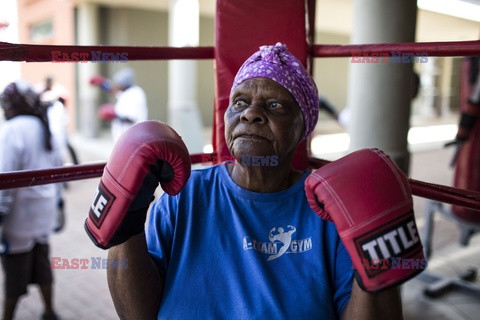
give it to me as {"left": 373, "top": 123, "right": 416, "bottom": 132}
{"left": 90, "top": 75, "right": 106, "bottom": 86}
{"left": 89, "top": 75, "right": 112, "bottom": 91}
{"left": 98, "top": 104, "right": 116, "bottom": 121}
{"left": 305, "top": 148, "right": 425, "bottom": 292}
{"left": 85, "top": 121, "right": 191, "bottom": 249}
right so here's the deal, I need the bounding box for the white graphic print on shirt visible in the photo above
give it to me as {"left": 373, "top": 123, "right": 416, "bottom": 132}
{"left": 243, "top": 225, "right": 312, "bottom": 261}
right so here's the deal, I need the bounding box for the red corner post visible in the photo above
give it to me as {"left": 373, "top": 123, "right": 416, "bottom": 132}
{"left": 213, "top": 0, "right": 316, "bottom": 170}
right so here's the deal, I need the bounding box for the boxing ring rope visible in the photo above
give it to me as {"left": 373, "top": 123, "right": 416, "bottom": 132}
{"left": 0, "top": 163, "right": 105, "bottom": 189}
{"left": 312, "top": 40, "right": 480, "bottom": 57}
{"left": 1, "top": 155, "right": 480, "bottom": 212}
{"left": 1, "top": 40, "right": 480, "bottom": 211}
{"left": 0, "top": 42, "right": 214, "bottom": 61}
{"left": 1, "top": 40, "right": 480, "bottom": 62}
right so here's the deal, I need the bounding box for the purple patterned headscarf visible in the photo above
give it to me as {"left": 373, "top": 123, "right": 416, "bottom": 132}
{"left": 230, "top": 42, "right": 319, "bottom": 141}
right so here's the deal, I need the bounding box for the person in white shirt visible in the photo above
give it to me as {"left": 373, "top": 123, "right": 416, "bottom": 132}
{"left": 109, "top": 68, "right": 148, "bottom": 142}
{"left": 0, "top": 80, "right": 62, "bottom": 320}
{"left": 91, "top": 67, "right": 148, "bottom": 142}
{"left": 39, "top": 76, "right": 78, "bottom": 166}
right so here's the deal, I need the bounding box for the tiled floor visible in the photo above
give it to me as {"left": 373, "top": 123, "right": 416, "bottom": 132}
{"left": 403, "top": 147, "right": 480, "bottom": 320}
{"left": 402, "top": 233, "right": 480, "bottom": 320}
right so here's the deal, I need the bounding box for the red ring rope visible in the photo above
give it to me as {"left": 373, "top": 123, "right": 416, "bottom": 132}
{"left": 1, "top": 40, "right": 479, "bottom": 63}
{"left": 312, "top": 40, "right": 480, "bottom": 57}
{"left": 0, "top": 42, "right": 214, "bottom": 62}
{"left": 0, "top": 154, "right": 479, "bottom": 212}
{"left": 0, "top": 153, "right": 206, "bottom": 189}
{"left": 0, "top": 163, "right": 105, "bottom": 189}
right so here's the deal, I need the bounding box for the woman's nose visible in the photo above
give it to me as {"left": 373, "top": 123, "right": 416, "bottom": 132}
{"left": 240, "top": 104, "right": 266, "bottom": 124}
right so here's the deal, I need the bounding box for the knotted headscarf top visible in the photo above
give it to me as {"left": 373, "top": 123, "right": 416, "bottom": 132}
{"left": 230, "top": 42, "right": 319, "bottom": 141}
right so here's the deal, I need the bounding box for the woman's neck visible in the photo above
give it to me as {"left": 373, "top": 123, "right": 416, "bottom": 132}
{"left": 227, "top": 161, "right": 304, "bottom": 193}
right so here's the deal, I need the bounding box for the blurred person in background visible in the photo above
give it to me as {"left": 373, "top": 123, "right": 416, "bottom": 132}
{"left": 0, "top": 80, "right": 62, "bottom": 320}
{"left": 39, "top": 76, "right": 78, "bottom": 166}
{"left": 39, "top": 76, "right": 77, "bottom": 233}
{"left": 90, "top": 67, "right": 148, "bottom": 142}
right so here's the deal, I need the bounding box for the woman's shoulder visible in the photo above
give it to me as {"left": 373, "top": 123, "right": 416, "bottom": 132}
{"left": 2, "top": 116, "right": 40, "bottom": 132}
{"left": 7, "top": 115, "right": 40, "bottom": 124}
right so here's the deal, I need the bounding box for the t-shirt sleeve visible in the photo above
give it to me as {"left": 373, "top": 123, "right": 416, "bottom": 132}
{"left": 0, "top": 126, "right": 21, "bottom": 214}
{"left": 0, "top": 126, "right": 22, "bottom": 172}
{"left": 146, "top": 193, "right": 177, "bottom": 275}
{"left": 115, "top": 88, "right": 147, "bottom": 122}
{"left": 333, "top": 238, "right": 354, "bottom": 318}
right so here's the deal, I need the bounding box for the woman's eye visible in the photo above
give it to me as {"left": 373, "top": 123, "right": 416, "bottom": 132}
{"left": 234, "top": 99, "right": 248, "bottom": 108}
{"left": 268, "top": 102, "right": 283, "bottom": 109}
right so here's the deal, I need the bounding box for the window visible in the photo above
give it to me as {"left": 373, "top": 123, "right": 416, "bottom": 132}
{"left": 29, "top": 18, "right": 53, "bottom": 42}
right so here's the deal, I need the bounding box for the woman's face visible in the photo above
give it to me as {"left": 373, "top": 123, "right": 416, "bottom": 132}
{"left": 224, "top": 77, "right": 304, "bottom": 161}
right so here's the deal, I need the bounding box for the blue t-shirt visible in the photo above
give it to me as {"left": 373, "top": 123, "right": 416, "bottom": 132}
{"left": 146, "top": 165, "right": 353, "bottom": 320}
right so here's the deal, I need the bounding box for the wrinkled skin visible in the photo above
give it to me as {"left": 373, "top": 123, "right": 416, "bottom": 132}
{"left": 224, "top": 77, "right": 305, "bottom": 192}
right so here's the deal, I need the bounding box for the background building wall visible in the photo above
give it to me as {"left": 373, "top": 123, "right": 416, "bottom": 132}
{"left": 81, "top": 5, "right": 215, "bottom": 129}
{"left": 314, "top": 31, "right": 351, "bottom": 122}
{"left": 11, "top": 0, "right": 480, "bottom": 141}
{"left": 0, "top": 0, "right": 20, "bottom": 102}
{"left": 18, "top": 0, "right": 76, "bottom": 129}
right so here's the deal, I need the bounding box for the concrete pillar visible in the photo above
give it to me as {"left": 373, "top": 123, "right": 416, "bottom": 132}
{"left": 168, "top": 0, "right": 205, "bottom": 153}
{"left": 77, "top": 2, "right": 100, "bottom": 138}
{"left": 439, "top": 57, "right": 453, "bottom": 117}
{"left": 420, "top": 57, "right": 443, "bottom": 117}
{"left": 346, "top": 0, "right": 417, "bottom": 173}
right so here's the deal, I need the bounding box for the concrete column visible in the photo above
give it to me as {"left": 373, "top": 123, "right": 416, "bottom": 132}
{"left": 77, "top": 2, "right": 100, "bottom": 138}
{"left": 420, "top": 57, "right": 443, "bottom": 117}
{"left": 346, "top": 0, "right": 417, "bottom": 173}
{"left": 439, "top": 57, "right": 453, "bottom": 116}
{"left": 168, "top": 0, "right": 204, "bottom": 153}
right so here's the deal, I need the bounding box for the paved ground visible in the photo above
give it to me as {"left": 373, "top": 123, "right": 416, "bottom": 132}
{"left": 1, "top": 123, "right": 480, "bottom": 320}
{"left": 403, "top": 147, "right": 480, "bottom": 320}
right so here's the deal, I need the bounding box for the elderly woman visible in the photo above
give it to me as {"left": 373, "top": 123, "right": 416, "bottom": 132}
{"left": 0, "top": 81, "right": 62, "bottom": 320}
{"left": 104, "top": 43, "right": 403, "bottom": 319}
